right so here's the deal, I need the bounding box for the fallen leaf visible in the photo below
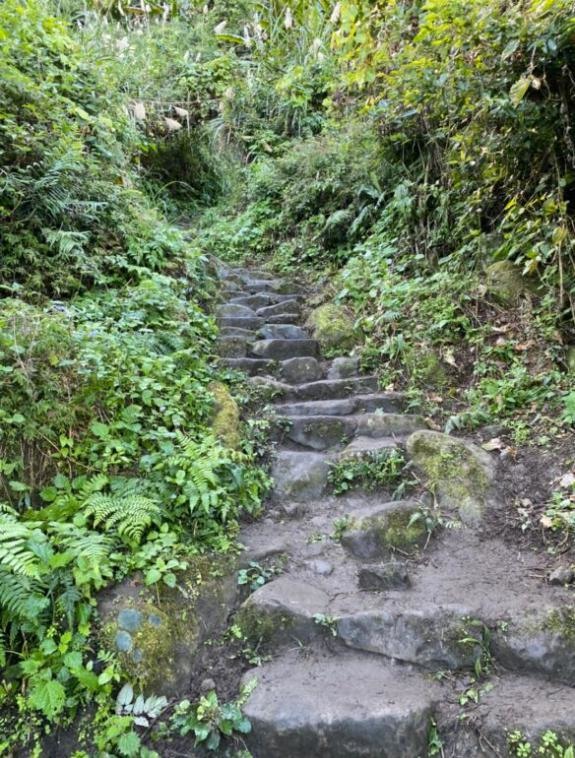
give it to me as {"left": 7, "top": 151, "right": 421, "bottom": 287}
{"left": 482, "top": 437, "right": 505, "bottom": 451}
{"left": 559, "top": 472, "right": 575, "bottom": 489}
{"left": 132, "top": 102, "right": 146, "bottom": 121}
{"left": 174, "top": 106, "right": 189, "bottom": 118}
{"left": 540, "top": 514, "right": 554, "bottom": 529}
{"left": 165, "top": 117, "right": 182, "bottom": 131}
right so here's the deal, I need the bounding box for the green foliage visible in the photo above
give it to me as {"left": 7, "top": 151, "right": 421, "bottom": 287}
{"left": 508, "top": 729, "right": 575, "bottom": 757}
{"left": 170, "top": 681, "right": 255, "bottom": 751}
{"left": 329, "top": 449, "right": 406, "bottom": 495}
{"left": 237, "top": 561, "right": 281, "bottom": 592}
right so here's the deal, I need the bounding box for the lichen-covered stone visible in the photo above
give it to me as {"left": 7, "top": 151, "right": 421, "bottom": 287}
{"left": 341, "top": 501, "right": 427, "bottom": 560}
{"left": 97, "top": 555, "right": 239, "bottom": 697}
{"left": 306, "top": 303, "right": 359, "bottom": 354}
{"left": 209, "top": 381, "right": 241, "bottom": 449}
{"left": 406, "top": 430, "right": 496, "bottom": 524}
{"left": 484, "top": 260, "right": 538, "bottom": 305}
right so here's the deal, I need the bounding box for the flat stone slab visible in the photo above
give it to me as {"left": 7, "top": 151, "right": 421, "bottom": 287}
{"left": 279, "top": 357, "right": 323, "bottom": 384}
{"left": 265, "top": 313, "right": 301, "bottom": 325}
{"left": 242, "top": 650, "right": 439, "bottom": 758}
{"left": 284, "top": 376, "right": 379, "bottom": 401}
{"left": 220, "top": 358, "right": 275, "bottom": 376}
{"left": 252, "top": 339, "right": 319, "bottom": 361}
{"left": 337, "top": 436, "right": 403, "bottom": 460}
{"left": 257, "top": 300, "right": 300, "bottom": 319}
{"left": 341, "top": 500, "right": 427, "bottom": 560}
{"left": 271, "top": 450, "right": 329, "bottom": 501}
{"left": 337, "top": 602, "right": 479, "bottom": 670}
{"left": 216, "top": 303, "right": 257, "bottom": 318}
{"left": 216, "top": 336, "right": 248, "bottom": 358}
{"left": 274, "top": 393, "right": 405, "bottom": 417}
{"left": 218, "top": 316, "right": 264, "bottom": 331}
{"left": 229, "top": 293, "right": 273, "bottom": 309}
{"left": 219, "top": 326, "right": 257, "bottom": 339}
{"left": 258, "top": 324, "right": 308, "bottom": 340}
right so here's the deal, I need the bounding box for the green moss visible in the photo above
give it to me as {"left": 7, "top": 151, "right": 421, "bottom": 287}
{"left": 484, "top": 261, "right": 538, "bottom": 305}
{"left": 306, "top": 302, "right": 360, "bottom": 354}
{"left": 209, "top": 381, "right": 241, "bottom": 449}
{"left": 234, "top": 605, "right": 293, "bottom": 645}
{"left": 376, "top": 508, "right": 427, "bottom": 551}
{"left": 544, "top": 608, "right": 575, "bottom": 642}
{"left": 406, "top": 431, "right": 494, "bottom": 524}
{"left": 404, "top": 346, "right": 448, "bottom": 388}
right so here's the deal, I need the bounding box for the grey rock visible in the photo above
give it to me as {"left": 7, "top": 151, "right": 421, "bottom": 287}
{"left": 279, "top": 357, "right": 323, "bottom": 384}
{"left": 244, "top": 278, "right": 283, "bottom": 292}
{"left": 217, "top": 336, "right": 248, "bottom": 358}
{"left": 115, "top": 630, "right": 133, "bottom": 652}
{"left": 217, "top": 316, "right": 264, "bottom": 331}
{"left": 251, "top": 339, "right": 319, "bottom": 361}
{"left": 273, "top": 392, "right": 405, "bottom": 417}
{"left": 358, "top": 562, "right": 411, "bottom": 591}
{"left": 341, "top": 500, "right": 427, "bottom": 560}
{"left": 327, "top": 356, "right": 359, "bottom": 380}
{"left": 406, "top": 430, "right": 497, "bottom": 524}
{"left": 242, "top": 651, "right": 439, "bottom": 758}
{"left": 549, "top": 566, "right": 575, "bottom": 585}
{"left": 200, "top": 678, "right": 216, "bottom": 694}
{"left": 338, "top": 436, "right": 402, "bottom": 461}
{"left": 285, "top": 376, "right": 379, "bottom": 401}
{"left": 229, "top": 294, "right": 272, "bottom": 309}
{"left": 117, "top": 608, "right": 143, "bottom": 632}
{"left": 271, "top": 450, "right": 329, "bottom": 501}
{"left": 257, "top": 300, "right": 300, "bottom": 319}
{"left": 219, "top": 326, "right": 257, "bottom": 339}
{"left": 242, "top": 577, "right": 329, "bottom": 645}
{"left": 281, "top": 501, "right": 309, "bottom": 519}
{"left": 279, "top": 415, "right": 353, "bottom": 450}
{"left": 356, "top": 412, "right": 427, "bottom": 437}
{"left": 220, "top": 358, "right": 275, "bottom": 376}
{"left": 338, "top": 602, "right": 478, "bottom": 670}
{"left": 265, "top": 312, "right": 301, "bottom": 324}
{"left": 216, "top": 303, "right": 256, "bottom": 319}
{"left": 258, "top": 324, "right": 308, "bottom": 340}
{"left": 306, "top": 559, "right": 334, "bottom": 576}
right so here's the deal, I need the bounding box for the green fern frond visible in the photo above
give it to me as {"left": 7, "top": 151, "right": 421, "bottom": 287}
{"left": 84, "top": 494, "right": 160, "bottom": 544}
{"left": 0, "top": 516, "right": 46, "bottom": 578}
{"left": 0, "top": 569, "right": 50, "bottom": 623}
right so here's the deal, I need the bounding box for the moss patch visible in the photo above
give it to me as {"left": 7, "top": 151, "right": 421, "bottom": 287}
{"left": 306, "top": 302, "right": 360, "bottom": 355}
{"left": 484, "top": 260, "right": 539, "bottom": 305}
{"left": 209, "top": 381, "right": 241, "bottom": 449}
{"left": 406, "top": 430, "right": 496, "bottom": 524}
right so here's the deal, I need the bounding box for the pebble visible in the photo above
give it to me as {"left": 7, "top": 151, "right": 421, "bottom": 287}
{"left": 306, "top": 559, "right": 334, "bottom": 576}
{"left": 549, "top": 566, "right": 575, "bottom": 585}
{"left": 200, "top": 678, "right": 216, "bottom": 693}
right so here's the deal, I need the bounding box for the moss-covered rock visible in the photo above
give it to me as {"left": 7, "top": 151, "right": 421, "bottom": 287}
{"left": 341, "top": 501, "right": 428, "bottom": 560}
{"left": 97, "top": 555, "right": 239, "bottom": 696}
{"left": 306, "top": 303, "right": 360, "bottom": 354}
{"left": 406, "top": 431, "right": 496, "bottom": 525}
{"left": 484, "top": 261, "right": 538, "bottom": 305}
{"left": 209, "top": 381, "right": 241, "bottom": 449}
{"left": 404, "top": 345, "right": 448, "bottom": 388}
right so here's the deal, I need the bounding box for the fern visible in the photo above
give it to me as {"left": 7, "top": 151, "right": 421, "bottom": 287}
{"left": 85, "top": 493, "right": 160, "bottom": 545}
{"left": 0, "top": 515, "right": 47, "bottom": 578}
{"left": 0, "top": 569, "right": 50, "bottom": 623}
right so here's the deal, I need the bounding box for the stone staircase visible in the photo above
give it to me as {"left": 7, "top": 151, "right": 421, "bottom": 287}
{"left": 215, "top": 265, "right": 575, "bottom": 758}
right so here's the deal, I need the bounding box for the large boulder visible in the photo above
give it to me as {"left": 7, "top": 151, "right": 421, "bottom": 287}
{"left": 97, "top": 556, "right": 238, "bottom": 697}
{"left": 209, "top": 381, "right": 241, "bottom": 449}
{"left": 341, "top": 500, "right": 428, "bottom": 560}
{"left": 484, "top": 261, "right": 538, "bottom": 305}
{"left": 406, "top": 431, "right": 497, "bottom": 524}
{"left": 306, "top": 303, "right": 359, "bottom": 354}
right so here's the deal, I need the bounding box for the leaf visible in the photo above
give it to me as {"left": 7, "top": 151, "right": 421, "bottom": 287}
{"left": 145, "top": 567, "right": 162, "bottom": 585}
{"left": 510, "top": 76, "right": 531, "bottom": 107}
{"left": 28, "top": 679, "right": 66, "bottom": 720}
{"left": 117, "top": 683, "right": 134, "bottom": 709}
{"left": 559, "top": 473, "right": 575, "bottom": 489}
{"left": 482, "top": 438, "right": 504, "bottom": 452}
{"left": 117, "top": 731, "right": 141, "bottom": 757}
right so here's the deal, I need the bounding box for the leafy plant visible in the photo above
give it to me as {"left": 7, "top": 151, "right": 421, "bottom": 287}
{"left": 329, "top": 449, "right": 407, "bottom": 495}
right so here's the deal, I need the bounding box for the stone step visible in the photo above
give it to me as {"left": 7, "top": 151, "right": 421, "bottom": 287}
{"left": 272, "top": 393, "right": 406, "bottom": 417}
{"left": 256, "top": 300, "right": 300, "bottom": 319}
{"left": 218, "top": 316, "right": 265, "bottom": 331}
{"left": 283, "top": 376, "right": 380, "bottom": 402}
{"left": 221, "top": 358, "right": 275, "bottom": 376}
{"left": 264, "top": 312, "right": 301, "bottom": 325}
{"left": 336, "top": 436, "right": 404, "bottom": 461}
{"left": 217, "top": 336, "right": 250, "bottom": 358}
{"left": 245, "top": 278, "right": 283, "bottom": 293}
{"left": 273, "top": 413, "right": 425, "bottom": 451}
{"left": 252, "top": 339, "right": 319, "bottom": 361}
{"left": 229, "top": 293, "right": 303, "bottom": 309}
{"left": 278, "top": 357, "right": 323, "bottom": 384}
{"left": 219, "top": 327, "right": 257, "bottom": 339}
{"left": 242, "top": 648, "right": 438, "bottom": 758}
{"left": 258, "top": 324, "right": 309, "bottom": 340}
{"left": 216, "top": 303, "right": 256, "bottom": 319}
{"left": 271, "top": 450, "right": 329, "bottom": 501}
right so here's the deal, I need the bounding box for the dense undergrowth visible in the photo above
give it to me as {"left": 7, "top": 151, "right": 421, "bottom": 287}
{"left": 3, "top": 0, "right": 575, "bottom": 754}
